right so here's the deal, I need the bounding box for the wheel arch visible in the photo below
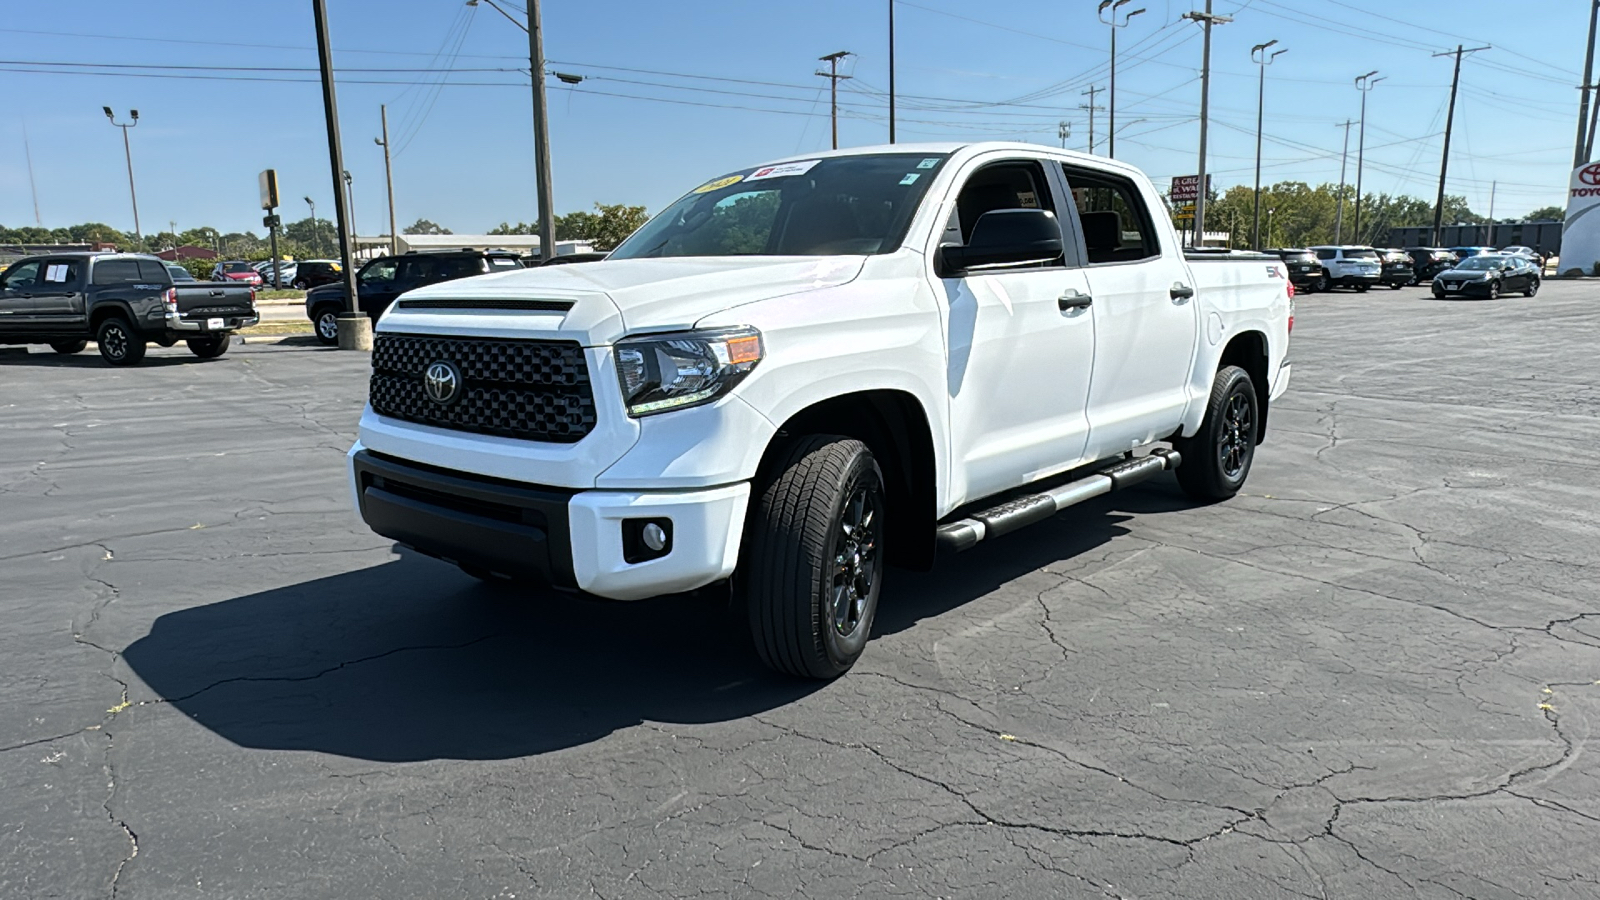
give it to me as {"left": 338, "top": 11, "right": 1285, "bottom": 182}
{"left": 758, "top": 389, "right": 938, "bottom": 570}
{"left": 89, "top": 301, "right": 135, "bottom": 330}
{"left": 1217, "top": 330, "right": 1270, "bottom": 443}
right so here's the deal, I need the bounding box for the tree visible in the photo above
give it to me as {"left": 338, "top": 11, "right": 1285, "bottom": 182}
{"left": 1525, "top": 206, "right": 1565, "bottom": 222}
{"left": 588, "top": 203, "right": 649, "bottom": 250}
{"left": 403, "top": 218, "right": 451, "bottom": 235}
{"left": 489, "top": 221, "right": 537, "bottom": 235}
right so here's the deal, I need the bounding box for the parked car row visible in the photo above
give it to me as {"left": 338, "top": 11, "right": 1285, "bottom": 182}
{"left": 1266, "top": 244, "right": 1544, "bottom": 299}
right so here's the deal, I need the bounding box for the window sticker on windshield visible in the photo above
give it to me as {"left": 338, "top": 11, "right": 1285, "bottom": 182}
{"left": 746, "top": 159, "right": 820, "bottom": 182}
{"left": 918, "top": 158, "right": 940, "bottom": 169}
{"left": 899, "top": 173, "right": 921, "bottom": 185}
{"left": 1017, "top": 190, "right": 1038, "bottom": 208}
{"left": 44, "top": 264, "right": 69, "bottom": 282}
{"left": 693, "top": 174, "right": 744, "bottom": 194}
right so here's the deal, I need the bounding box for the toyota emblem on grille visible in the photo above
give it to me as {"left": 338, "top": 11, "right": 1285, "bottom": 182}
{"left": 423, "top": 360, "right": 462, "bottom": 405}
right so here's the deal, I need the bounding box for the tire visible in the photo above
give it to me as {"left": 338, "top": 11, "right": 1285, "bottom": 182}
{"left": 293, "top": 279, "right": 308, "bottom": 290}
{"left": 95, "top": 317, "right": 146, "bottom": 366}
{"left": 1433, "top": 289, "right": 1446, "bottom": 300}
{"left": 1173, "top": 366, "right": 1258, "bottom": 503}
{"left": 1389, "top": 282, "right": 1402, "bottom": 290}
{"left": 1488, "top": 280, "right": 1500, "bottom": 300}
{"left": 1355, "top": 284, "right": 1371, "bottom": 293}
{"left": 743, "top": 435, "right": 886, "bottom": 680}
{"left": 50, "top": 339, "right": 87, "bottom": 355}
{"left": 313, "top": 307, "right": 340, "bottom": 345}
{"left": 186, "top": 333, "right": 231, "bottom": 359}
{"left": 1314, "top": 273, "right": 1330, "bottom": 292}
{"left": 1525, "top": 279, "right": 1539, "bottom": 298}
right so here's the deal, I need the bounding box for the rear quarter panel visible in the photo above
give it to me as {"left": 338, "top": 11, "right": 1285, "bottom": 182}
{"left": 1181, "top": 255, "right": 1291, "bottom": 436}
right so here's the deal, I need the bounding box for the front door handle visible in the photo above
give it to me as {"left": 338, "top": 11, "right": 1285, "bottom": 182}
{"left": 1058, "top": 290, "right": 1093, "bottom": 311}
{"left": 1170, "top": 283, "right": 1195, "bottom": 303}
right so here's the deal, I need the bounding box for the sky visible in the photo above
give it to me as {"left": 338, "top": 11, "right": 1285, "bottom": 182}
{"left": 0, "top": 0, "right": 1589, "bottom": 238}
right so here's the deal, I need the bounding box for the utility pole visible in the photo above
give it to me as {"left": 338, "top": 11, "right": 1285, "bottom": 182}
{"left": 1335, "top": 119, "right": 1354, "bottom": 243}
{"left": 311, "top": 0, "right": 365, "bottom": 349}
{"left": 817, "top": 51, "right": 853, "bottom": 150}
{"left": 467, "top": 0, "right": 555, "bottom": 259}
{"left": 343, "top": 170, "right": 357, "bottom": 259}
{"left": 1099, "top": 0, "right": 1146, "bottom": 160}
{"left": 102, "top": 107, "right": 142, "bottom": 243}
{"left": 1080, "top": 85, "right": 1105, "bottom": 155}
{"left": 888, "top": 0, "right": 896, "bottom": 143}
{"left": 1251, "top": 40, "right": 1286, "bottom": 250}
{"left": 1577, "top": 0, "right": 1599, "bottom": 169}
{"left": 1430, "top": 46, "right": 1487, "bottom": 247}
{"left": 1486, "top": 180, "right": 1497, "bottom": 245}
{"left": 1586, "top": 80, "right": 1600, "bottom": 163}
{"left": 1058, "top": 121, "right": 1072, "bottom": 149}
{"left": 1353, "top": 71, "right": 1385, "bottom": 244}
{"left": 375, "top": 105, "right": 398, "bottom": 256}
{"left": 1184, "top": 0, "right": 1231, "bottom": 242}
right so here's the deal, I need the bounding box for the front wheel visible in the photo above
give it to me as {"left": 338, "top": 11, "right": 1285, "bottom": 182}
{"left": 96, "top": 317, "right": 146, "bottom": 366}
{"left": 293, "top": 279, "right": 308, "bottom": 290}
{"left": 1389, "top": 282, "right": 1403, "bottom": 290}
{"left": 743, "top": 436, "right": 885, "bottom": 680}
{"left": 1355, "top": 284, "right": 1371, "bottom": 293}
{"left": 1488, "top": 281, "right": 1501, "bottom": 300}
{"left": 186, "top": 333, "right": 231, "bottom": 359}
{"left": 50, "top": 339, "right": 87, "bottom": 355}
{"left": 313, "top": 307, "right": 340, "bottom": 345}
{"left": 1173, "top": 366, "right": 1258, "bottom": 502}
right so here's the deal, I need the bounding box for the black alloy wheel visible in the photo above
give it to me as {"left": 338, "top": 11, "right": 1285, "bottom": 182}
{"left": 1219, "top": 391, "right": 1254, "bottom": 481}
{"left": 96, "top": 317, "right": 146, "bottom": 366}
{"left": 829, "top": 482, "right": 883, "bottom": 641}
{"left": 1488, "top": 280, "right": 1501, "bottom": 300}
{"left": 1174, "top": 365, "right": 1258, "bottom": 502}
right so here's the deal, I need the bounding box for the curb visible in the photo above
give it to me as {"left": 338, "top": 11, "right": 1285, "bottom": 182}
{"left": 239, "top": 334, "right": 325, "bottom": 346}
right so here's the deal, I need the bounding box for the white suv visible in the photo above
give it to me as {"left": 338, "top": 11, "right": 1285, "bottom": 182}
{"left": 1309, "top": 245, "right": 1382, "bottom": 292}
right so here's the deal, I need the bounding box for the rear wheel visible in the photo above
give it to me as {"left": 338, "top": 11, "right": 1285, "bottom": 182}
{"left": 1174, "top": 366, "right": 1257, "bottom": 502}
{"left": 743, "top": 436, "right": 885, "bottom": 680}
{"left": 186, "top": 333, "right": 231, "bottom": 359}
{"left": 1314, "top": 272, "right": 1330, "bottom": 292}
{"left": 1355, "top": 283, "right": 1371, "bottom": 293}
{"left": 95, "top": 317, "right": 146, "bottom": 366}
{"left": 293, "top": 279, "right": 308, "bottom": 290}
{"left": 50, "top": 339, "right": 87, "bottom": 355}
{"left": 1525, "top": 278, "right": 1540, "bottom": 298}
{"left": 1389, "top": 282, "right": 1402, "bottom": 290}
{"left": 313, "top": 307, "right": 340, "bottom": 345}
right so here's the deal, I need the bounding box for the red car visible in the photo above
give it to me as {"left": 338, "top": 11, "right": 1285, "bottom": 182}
{"left": 211, "top": 260, "right": 264, "bottom": 287}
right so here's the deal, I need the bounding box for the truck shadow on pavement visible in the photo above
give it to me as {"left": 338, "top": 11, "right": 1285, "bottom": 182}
{"left": 120, "top": 484, "right": 1175, "bottom": 763}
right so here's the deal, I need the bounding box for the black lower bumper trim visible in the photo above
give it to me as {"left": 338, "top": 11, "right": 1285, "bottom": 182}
{"left": 352, "top": 450, "right": 578, "bottom": 586}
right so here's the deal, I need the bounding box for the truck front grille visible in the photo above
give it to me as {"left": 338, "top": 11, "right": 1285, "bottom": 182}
{"left": 369, "top": 333, "right": 596, "bottom": 443}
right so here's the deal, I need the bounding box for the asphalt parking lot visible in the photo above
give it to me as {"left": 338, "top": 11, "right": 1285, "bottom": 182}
{"left": 4, "top": 280, "right": 1599, "bottom": 899}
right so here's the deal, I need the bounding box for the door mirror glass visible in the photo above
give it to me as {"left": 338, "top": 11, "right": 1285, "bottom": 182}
{"left": 940, "top": 209, "right": 1063, "bottom": 275}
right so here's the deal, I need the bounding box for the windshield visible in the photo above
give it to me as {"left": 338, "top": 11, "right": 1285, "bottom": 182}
{"left": 222, "top": 262, "right": 254, "bottom": 273}
{"left": 1458, "top": 257, "right": 1501, "bottom": 270}
{"left": 609, "top": 153, "right": 949, "bottom": 260}
{"left": 1344, "top": 249, "right": 1378, "bottom": 260}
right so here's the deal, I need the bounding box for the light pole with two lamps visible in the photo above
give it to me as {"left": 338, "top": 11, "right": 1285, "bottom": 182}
{"left": 1251, "top": 41, "right": 1287, "bottom": 250}
{"left": 102, "top": 107, "right": 142, "bottom": 244}
{"left": 1097, "top": 0, "right": 1145, "bottom": 160}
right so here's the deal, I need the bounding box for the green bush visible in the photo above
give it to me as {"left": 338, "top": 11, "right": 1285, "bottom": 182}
{"left": 179, "top": 257, "right": 215, "bottom": 280}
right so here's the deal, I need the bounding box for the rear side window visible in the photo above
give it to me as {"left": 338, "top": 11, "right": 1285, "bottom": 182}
{"left": 1315, "top": 248, "right": 1336, "bottom": 260}
{"left": 435, "top": 257, "right": 482, "bottom": 279}
{"left": 136, "top": 260, "right": 170, "bottom": 282}
{"left": 1061, "top": 166, "right": 1159, "bottom": 263}
{"left": 92, "top": 259, "right": 143, "bottom": 284}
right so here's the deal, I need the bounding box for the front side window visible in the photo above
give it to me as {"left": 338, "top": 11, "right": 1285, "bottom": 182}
{"left": 399, "top": 258, "right": 438, "bottom": 282}
{"left": 2, "top": 261, "right": 41, "bottom": 291}
{"left": 359, "top": 259, "right": 398, "bottom": 283}
{"left": 1062, "top": 166, "right": 1159, "bottom": 263}
{"left": 609, "top": 153, "right": 948, "bottom": 259}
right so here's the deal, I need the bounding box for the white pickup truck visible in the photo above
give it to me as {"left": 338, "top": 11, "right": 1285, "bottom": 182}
{"left": 347, "top": 142, "right": 1292, "bottom": 678}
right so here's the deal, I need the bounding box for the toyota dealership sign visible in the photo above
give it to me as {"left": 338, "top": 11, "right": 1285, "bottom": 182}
{"left": 1563, "top": 163, "right": 1600, "bottom": 275}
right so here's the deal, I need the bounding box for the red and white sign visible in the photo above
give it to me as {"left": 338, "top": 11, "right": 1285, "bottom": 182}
{"left": 1171, "top": 174, "right": 1207, "bottom": 203}
{"left": 747, "top": 159, "right": 821, "bottom": 182}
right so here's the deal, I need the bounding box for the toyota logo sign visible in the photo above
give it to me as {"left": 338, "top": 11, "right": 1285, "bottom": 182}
{"left": 1581, "top": 163, "right": 1600, "bottom": 186}
{"left": 423, "top": 360, "right": 462, "bottom": 405}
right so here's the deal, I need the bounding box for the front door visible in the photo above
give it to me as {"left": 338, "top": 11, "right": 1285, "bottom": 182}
{"left": 0, "top": 260, "right": 43, "bottom": 331}
{"left": 1061, "top": 163, "right": 1200, "bottom": 461}
{"left": 936, "top": 156, "right": 1097, "bottom": 506}
{"left": 32, "top": 258, "right": 87, "bottom": 327}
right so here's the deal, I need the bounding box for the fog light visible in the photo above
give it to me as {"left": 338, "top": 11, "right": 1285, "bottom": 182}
{"left": 622, "top": 518, "right": 672, "bottom": 564}
{"left": 641, "top": 522, "right": 667, "bottom": 551}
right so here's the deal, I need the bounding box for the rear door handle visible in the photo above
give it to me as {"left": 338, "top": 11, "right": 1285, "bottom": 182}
{"left": 1170, "top": 284, "right": 1195, "bottom": 303}
{"left": 1058, "top": 290, "right": 1093, "bottom": 311}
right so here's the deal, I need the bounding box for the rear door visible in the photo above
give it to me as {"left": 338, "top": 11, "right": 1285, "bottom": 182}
{"left": 936, "top": 154, "right": 1098, "bottom": 502}
{"left": 1060, "top": 163, "right": 1199, "bottom": 460}
{"left": 32, "top": 258, "right": 87, "bottom": 326}
{"left": 0, "top": 260, "right": 43, "bottom": 330}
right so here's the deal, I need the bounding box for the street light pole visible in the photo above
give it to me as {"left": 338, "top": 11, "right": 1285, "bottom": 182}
{"left": 817, "top": 51, "right": 853, "bottom": 150}
{"left": 311, "top": 0, "right": 365, "bottom": 350}
{"left": 1251, "top": 41, "right": 1286, "bottom": 251}
{"left": 1576, "top": 0, "right": 1599, "bottom": 169}
{"left": 1058, "top": 121, "right": 1072, "bottom": 149}
{"left": 467, "top": 0, "right": 556, "bottom": 261}
{"left": 375, "top": 105, "right": 398, "bottom": 256}
{"left": 1099, "top": 0, "right": 1146, "bottom": 160}
{"left": 1334, "top": 119, "right": 1355, "bottom": 243}
{"left": 304, "top": 197, "right": 317, "bottom": 255}
{"left": 343, "top": 170, "right": 358, "bottom": 259}
{"left": 888, "top": 0, "right": 896, "bottom": 143}
{"left": 1354, "top": 71, "right": 1385, "bottom": 244}
{"left": 1430, "top": 46, "right": 1488, "bottom": 247}
{"left": 102, "top": 107, "right": 142, "bottom": 244}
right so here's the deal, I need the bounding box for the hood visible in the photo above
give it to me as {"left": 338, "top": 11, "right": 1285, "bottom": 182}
{"left": 1439, "top": 268, "right": 1491, "bottom": 279}
{"left": 379, "top": 256, "right": 866, "bottom": 345}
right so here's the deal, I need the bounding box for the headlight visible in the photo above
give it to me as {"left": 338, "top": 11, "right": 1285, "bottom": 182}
{"left": 614, "top": 327, "right": 764, "bottom": 417}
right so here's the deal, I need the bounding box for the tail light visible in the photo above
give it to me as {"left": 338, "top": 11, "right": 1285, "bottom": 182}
{"left": 163, "top": 287, "right": 178, "bottom": 314}
{"left": 1288, "top": 286, "right": 1295, "bottom": 334}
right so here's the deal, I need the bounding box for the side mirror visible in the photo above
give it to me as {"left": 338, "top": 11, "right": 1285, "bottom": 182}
{"left": 939, "top": 209, "right": 1064, "bottom": 276}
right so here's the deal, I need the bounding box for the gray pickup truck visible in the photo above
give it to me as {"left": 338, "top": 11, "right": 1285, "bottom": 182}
{"left": 0, "top": 252, "right": 258, "bottom": 365}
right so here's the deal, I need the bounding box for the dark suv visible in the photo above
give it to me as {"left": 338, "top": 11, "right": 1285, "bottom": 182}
{"left": 1266, "top": 248, "right": 1323, "bottom": 292}
{"left": 291, "top": 260, "right": 343, "bottom": 290}
{"left": 305, "top": 249, "right": 523, "bottom": 344}
{"left": 1406, "top": 248, "right": 1457, "bottom": 283}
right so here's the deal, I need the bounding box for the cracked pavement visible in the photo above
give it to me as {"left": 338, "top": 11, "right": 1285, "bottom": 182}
{"left": 3, "top": 283, "right": 1599, "bottom": 898}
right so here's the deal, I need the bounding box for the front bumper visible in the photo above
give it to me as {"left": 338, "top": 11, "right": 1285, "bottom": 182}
{"left": 349, "top": 446, "right": 748, "bottom": 601}
{"left": 1433, "top": 279, "right": 1494, "bottom": 296}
